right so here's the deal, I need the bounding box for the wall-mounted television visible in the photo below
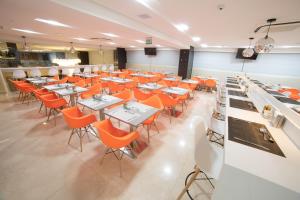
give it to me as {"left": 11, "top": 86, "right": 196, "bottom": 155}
{"left": 144, "top": 47, "right": 156, "bottom": 56}
{"left": 236, "top": 48, "right": 258, "bottom": 60}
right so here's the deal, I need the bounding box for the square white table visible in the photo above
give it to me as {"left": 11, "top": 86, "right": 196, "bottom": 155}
{"left": 161, "top": 87, "right": 189, "bottom": 96}
{"left": 181, "top": 79, "right": 198, "bottom": 84}
{"left": 138, "top": 83, "right": 164, "bottom": 90}
{"left": 53, "top": 86, "right": 88, "bottom": 106}
{"left": 100, "top": 77, "right": 132, "bottom": 84}
{"left": 77, "top": 95, "right": 123, "bottom": 120}
{"left": 26, "top": 77, "right": 57, "bottom": 85}
{"left": 43, "top": 83, "right": 74, "bottom": 91}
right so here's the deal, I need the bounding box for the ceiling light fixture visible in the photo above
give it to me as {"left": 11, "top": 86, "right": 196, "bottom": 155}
{"left": 135, "top": 40, "right": 145, "bottom": 44}
{"left": 174, "top": 23, "right": 189, "bottom": 32}
{"left": 129, "top": 45, "right": 136, "bottom": 48}
{"left": 243, "top": 37, "right": 255, "bottom": 57}
{"left": 21, "top": 36, "right": 30, "bottom": 51}
{"left": 254, "top": 18, "right": 276, "bottom": 53}
{"left": 73, "top": 37, "right": 89, "bottom": 41}
{"left": 69, "top": 42, "right": 76, "bottom": 54}
{"left": 101, "top": 33, "right": 119, "bottom": 38}
{"left": 108, "top": 42, "right": 116, "bottom": 45}
{"left": 99, "top": 45, "right": 104, "bottom": 55}
{"left": 192, "top": 37, "right": 201, "bottom": 42}
{"left": 35, "top": 18, "right": 71, "bottom": 28}
{"left": 156, "top": 44, "right": 162, "bottom": 47}
{"left": 200, "top": 44, "right": 208, "bottom": 48}
{"left": 12, "top": 28, "right": 42, "bottom": 34}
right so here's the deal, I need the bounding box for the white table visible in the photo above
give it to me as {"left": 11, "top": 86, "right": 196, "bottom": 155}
{"left": 161, "top": 87, "right": 189, "bottom": 96}
{"left": 100, "top": 77, "right": 132, "bottom": 84}
{"left": 26, "top": 77, "right": 57, "bottom": 85}
{"left": 130, "top": 73, "right": 155, "bottom": 78}
{"left": 163, "top": 77, "right": 178, "bottom": 82}
{"left": 181, "top": 79, "right": 198, "bottom": 84}
{"left": 53, "top": 86, "right": 88, "bottom": 106}
{"left": 77, "top": 95, "right": 123, "bottom": 120}
{"left": 138, "top": 83, "right": 164, "bottom": 91}
{"left": 43, "top": 83, "right": 74, "bottom": 91}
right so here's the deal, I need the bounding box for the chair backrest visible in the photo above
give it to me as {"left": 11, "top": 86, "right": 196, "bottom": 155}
{"left": 141, "top": 95, "right": 164, "bottom": 110}
{"left": 13, "top": 69, "right": 26, "bottom": 79}
{"left": 74, "top": 80, "right": 86, "bottom": 87}
{"left": 62, "top": 106, "right": 84, "bottom": 128}
{"left": 191, "top": 116, "right": 223, "bottom": 179}
{"left": 92, "top": 66, "right": 99, "bottom": 73}
{"left": 48, "top": 67, "right": 58, "bottom": 76}
{"left": 113, "top": 90, "right": 132, "bottom": 101}
{"left": 157, "top": 93, "right": 177, "bottom": 107}
{"left": 133, "top": 88, "right": 152, "bottom": 101}
{"left": 206, "top": 79, "right": 216, "bottom": 88}
{"left": 30, "top": 68, "right": 41, "bottom": 77}
{"left": 102, "top": 65, "right": 107, "bottom": 71}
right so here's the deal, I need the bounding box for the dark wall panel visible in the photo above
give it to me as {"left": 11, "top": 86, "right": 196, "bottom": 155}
{"left": 116, "top": 48, "right": 127, "bottom": 70}
{"left": 78, "top": 51, "right": 89, "bottom": 65}
{"left": 177, "top": 46, "right": 194, "bottom": 79}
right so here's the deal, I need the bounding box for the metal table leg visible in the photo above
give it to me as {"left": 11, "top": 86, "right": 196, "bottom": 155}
{"left": 70, "top": 94, "right": 75, "bottom": 106}
{"left": 99, "top": 109, "right": 105, "bottom": 120}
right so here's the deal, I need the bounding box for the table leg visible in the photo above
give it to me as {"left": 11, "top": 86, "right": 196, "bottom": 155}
{"left": 99, "top": 109, "right": 105, "bottom": 121}
{"left": 70, "top": 94, "right": 75, "bottom": 106}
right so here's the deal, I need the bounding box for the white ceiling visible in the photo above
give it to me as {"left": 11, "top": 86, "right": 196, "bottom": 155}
{"left": 0, "top": 0, "right": 300, "bottom": 51}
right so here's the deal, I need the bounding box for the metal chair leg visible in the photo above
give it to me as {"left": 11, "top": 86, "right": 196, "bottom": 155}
{"left": 68, "top": 129, "right": 75, "bottom": 144}
{"left": 79, "top": 129, "right": 83, "bottom": 152}
{"left": 177, "top": 166, "right": 201, "bottom": 200}
{"left": 38, "top": 102, "right": 43, "bottom": 113}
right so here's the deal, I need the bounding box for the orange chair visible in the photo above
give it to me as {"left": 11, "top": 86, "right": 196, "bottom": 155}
{"left": 140, "top": 95, "right": 163, "bottom": 143}
{"left": 17, "top": 83, "right": 37, "bottom": 103}
{"left": 175, "top": 93, "right": 189, "bottom": 112}
{"left": 57, "top": 77, "right": 68, "bottom": 84}
{"left": 93, "top": 119, "right": 139, "bottom": 176}
{"left": 40, "top": 93, "right": 68, "bottom": 125}
{"left": 133, "top": 88, "right": 152, "bottom": 101}
{"left": 80, "top": 83, "right": 102, "bottom": 99}
{"left": 125, "top": 81, "right": 137, "bottom": 90}
{"left": 158, "top": 93, "right": 179, "bottom": 123}
{"left": 108, "top": 82, "right": 125, "bottom": 94}
{"left": 138, "top": 76, "right": 149, "bottom": 84}
{"left": 205, "top": 79, "right": 216, "bottom": 92}
{"left": 68, "top": 76, "right": 81, "bottom": 83}
{"left": 33, "top": 88, "right": 53, "bottom": 114}
{"left": 289, "top": 93, "right": 300, "bottom": 101}
{"left": 112, "top": 90, "right": 132, "bottom": 102}
{"left": 74, "top": 80, "right": 86, "bottom": 87}
{"left": 61, "top": 106, "right": 97, "bottom": 152}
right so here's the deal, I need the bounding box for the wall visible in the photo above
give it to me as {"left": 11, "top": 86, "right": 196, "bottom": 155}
{"left": 88, "top": 50, "right": 114, "bottom": 65}
{"left": 126, "top": 50, "right": 300, "bottom": 88}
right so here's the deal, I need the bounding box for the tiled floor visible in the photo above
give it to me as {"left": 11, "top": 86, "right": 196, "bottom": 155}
{"left": 0, "top": 91, "right": 217, "bottom": 200}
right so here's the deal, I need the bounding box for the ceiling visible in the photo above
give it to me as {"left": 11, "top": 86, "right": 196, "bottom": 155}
{"left": 0, "top": 0, "right": 300, "bottom": 52}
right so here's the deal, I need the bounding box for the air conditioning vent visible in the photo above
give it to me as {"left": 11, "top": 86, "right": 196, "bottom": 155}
{"left": 138, "top": 14, "right": 151, "bottom": 19}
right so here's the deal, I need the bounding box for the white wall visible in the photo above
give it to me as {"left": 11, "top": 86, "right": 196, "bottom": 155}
{"left": 127, "top": 50, "right": 300, "bottom": 88}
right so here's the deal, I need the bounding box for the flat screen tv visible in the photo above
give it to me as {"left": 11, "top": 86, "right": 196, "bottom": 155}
{"left": 236, "top": 48, "right": 258, "bottom": 60}
{"left": 144, "top": 47, "right": 156, "bottom": 56}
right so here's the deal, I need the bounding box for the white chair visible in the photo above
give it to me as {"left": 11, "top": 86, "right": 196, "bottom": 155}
{"left": 30, "top": 68, "right": 41, "bottom": 77}
{"left": 92, "top": 66, "right": 99, "bottom": 73}
{"left": 109, "top": 64, "right": 114, "bottom": 71}
{"left": 48, "top": 67, "right": 58, "bottom": 77}
{"left": 62, "top": 68, "right": 70, "bottom": 76}
{"left": 177, "top": 117, "right": 223, "bottom": 200}
{"left": 83, "top": 66, "right": 91, "bottom": 73}
{"left": 102, "top": 65, "right": 107, "bottom": 71}
{"left": 13, "top": 69, "right": 26, "bottom": 79}
{"left": 73, "top": 68, "right": 81, "bottom": 74}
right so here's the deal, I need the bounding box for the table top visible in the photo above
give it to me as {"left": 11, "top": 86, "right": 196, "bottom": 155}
{"left": 73, "top": 73, "right": 99, "bottom": 78}
{"left": 111, "top": 71, "right": 124, "bottom": 74}
{"left": 163, "top": 77, "right": 178, "bottom": 81}
{"left": 130, "top": 73, "right": 155, "bottom": 78}
{"left": 53, "top": 86, "right": 88, "bottom": 96}
{"left": 100, "top": 77, "right": 132, "bottom": 84}
{"left": 138, "top": 83, "right": 164, "bottom": 90}
{"left": 26, "top": 77, "right": 57, "bottom": 84}
{"left": 104, "top": 101, "right": 159, "bottom": 127}
{"left": 181, "top": 79, "right": 198, "bottom": 84}
{"left": 224, "top": 78, "right": 300, "bottom": 193}
{"left": 77, "top": 95, "right": 123, "bottom": 111}
{"left": 43, "top": 83, "right": 74, "bottom": 91}
{"left": 161, "top": 87, "right": 189, "bottom": 95}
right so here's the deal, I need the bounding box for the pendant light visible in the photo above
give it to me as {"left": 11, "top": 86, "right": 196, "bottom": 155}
{"left": 69, "top": 42, "right": 76, "bottom": 54}
{"left": 21, "top": 36, "right": 30, "bottom": 51}
{"left": 242, "top": 37, "right": 254, "bottom": 57}
{"left": 98, "top": 45, "right": 104, "bottom": 55}
{"left": 254, "top": 18, "right": 276, "bottom": 53}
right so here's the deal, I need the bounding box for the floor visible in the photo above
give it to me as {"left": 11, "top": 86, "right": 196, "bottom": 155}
{"left": 0, "top": 90, "right": 217, "bottom": 200}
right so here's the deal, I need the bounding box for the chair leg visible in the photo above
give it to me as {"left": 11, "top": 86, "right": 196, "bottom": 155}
{"left": 177, "top": 166, "right": 201, "bottom": 200}
{"left": 100, "top": 148, "right": 110, "bottom": 165}
{"left": 79, "top": 129, "right": 83, "bottom": 152}
{"left": 47, "top": 108, "right": 52, "bottom": 121}
{"left": 119, "top": 150, "right": 122, "bottom": 177}
{"left": 147, "top": 125, "right": 150, "bottom": 143}
{"left": 38, "top": 102, "right": 43, "bottom": 113}
{"left": 153, "top": 122, "right": 159, "bottom": 134}
{"left": 68, "top": 129, "right": 75, "bottom": 144}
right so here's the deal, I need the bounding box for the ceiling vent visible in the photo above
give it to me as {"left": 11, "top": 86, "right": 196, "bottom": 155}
{"left": 138, "top": 14, "right": 151, "bottom": 19}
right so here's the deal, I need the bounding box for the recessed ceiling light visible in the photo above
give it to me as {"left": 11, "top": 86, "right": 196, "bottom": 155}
{"left": 11, "top": 28, "right": 43, "bottom": 34}
{"left": 276, "top": 45, "right": 300, "bottom": 48}
{"left": 108, "top": 42, "right": 116, "bottom": 45}
{"left": 192, "top": 37, "right": 201, "bottom": 42}
{"left": 156, "top": 44, "right": 162, "bottom": 47}
{"left": 135, "top": 0, "right": 151, "bottom": 7}
{"left": 200, "top": 44, "right": 208, "bottom": 48}
{"left": 101, "top": 33, "right": 119, "bottom": 38}
{"left": 73, "top": 37, "right": 89, "bottom": 41}
{"left": 214, "top": 45, "right": 223, "bottom": 48}
{"left": 35, "top": 18, "right": 71, "bottom": 28}
{"left": 174, "top": 24, "right": 189, "bottom": 32}
{"left": 135, "top": 40, "right": 145, "bottom": 44}
{"left": 129, "top": 45, "right": 136, "bottom": 48}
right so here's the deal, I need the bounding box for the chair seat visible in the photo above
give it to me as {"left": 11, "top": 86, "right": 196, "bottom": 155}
{"left": 210, "top": 118, "right": 225, "bottom": 135}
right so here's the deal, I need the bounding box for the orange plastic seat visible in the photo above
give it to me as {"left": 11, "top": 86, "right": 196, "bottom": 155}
{"left": 140, "top": 95, "right": 163, "bottom": 143}
{"left": 175, "top": 93, "right": 189, "bottom": 112}
{"left": 205, "top": 79, "right": 216, "bottom": 92}
{"left": 289, "top": 93, "right": 300, "bottom": 101}
{"left": 40, "top": 93, "right": 68, "bottom": 125}
{"left": 74, "top": 80, "right": 86, "bottom": 87}
{"left": 33, "top": 88, "right": 53, "bottom": 114}
{"left": 158, "top": 93, "right": 179, "bottom": 123}
{"left": 112, "top": 90, "right": 132, "bottom": 102}
{"left": 17, "top": 83, "right": 37, "bottom": 103}
{"left": 93, "top": 119, "right": 139, "bottom": 176}
{"left": 108, "top": 82, "right": 125, "bottom": 94}
{"left": 80, "top": 83, "right": 102, "bottom": 99}
{"left": 68, "top": 76, "right": 81, "bottom": 83}
{"left": 62, "top": 106, "right": 97, "bottom": 152}
{"left": 57, "top": 77, "right": 68, "bottom": 84}
{"left": 133, "top": 88, "right": 152, "bottom": 101}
